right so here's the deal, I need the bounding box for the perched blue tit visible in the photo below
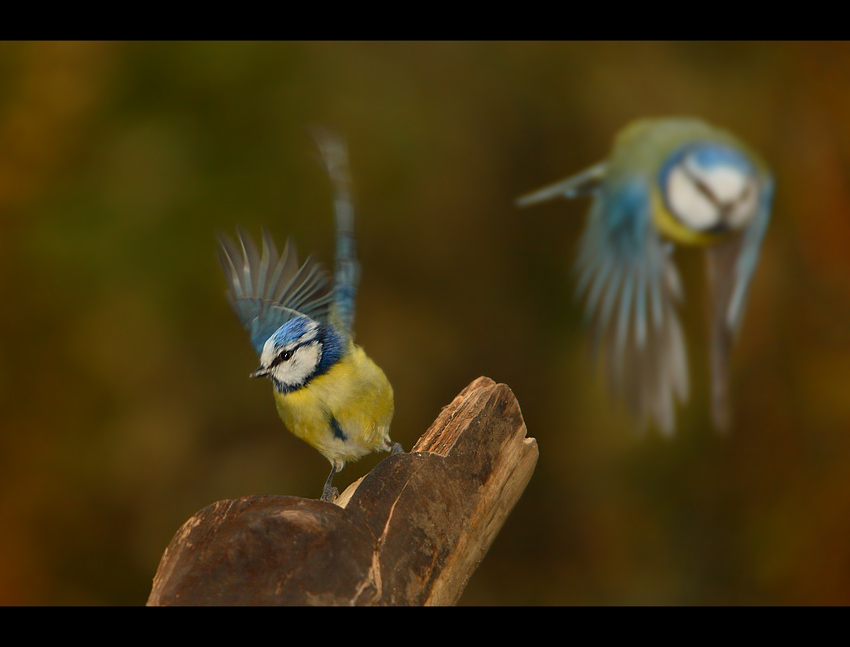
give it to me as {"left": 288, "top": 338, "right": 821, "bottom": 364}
{"left": 217, "top": 132, "right": 400, "bottom": 501}
{"left": 518, "top": 118, "right": 773, "bottom": 434}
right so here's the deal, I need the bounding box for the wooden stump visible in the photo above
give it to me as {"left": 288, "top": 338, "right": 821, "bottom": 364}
{"left": 147, "top": 376, "right": 538, "bottom": 606}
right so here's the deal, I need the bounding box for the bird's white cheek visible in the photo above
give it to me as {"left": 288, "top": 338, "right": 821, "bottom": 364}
{"left": 697, "top": 165, "right": 747, "bottom": 204}
{"left": 260, "top": 340, "right": 278, "bottom": 369}
{"left": 272, "top": 343, "right": 321, "bottom": 388}
{"left": 727, "top": 182, "right": 760, "bottom": 230}
{"left": 666, "top": 166, "right": 720, "bottom": 231}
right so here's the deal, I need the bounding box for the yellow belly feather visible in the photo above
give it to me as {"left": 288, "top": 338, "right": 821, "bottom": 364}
{"left": 651, "top": 188, "right": 724, "bottom": 247}
{"left": 273, "top": 343, "right": 394, "bottom": 467}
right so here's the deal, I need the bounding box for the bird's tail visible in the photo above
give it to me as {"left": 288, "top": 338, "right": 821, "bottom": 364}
{"left": 314, "top": 128, "right": 360, "bottom": 335}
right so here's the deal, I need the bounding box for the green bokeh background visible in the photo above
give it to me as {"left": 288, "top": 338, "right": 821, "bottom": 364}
{"left": 2, "top": 41, "right": 850, "bottom": 605}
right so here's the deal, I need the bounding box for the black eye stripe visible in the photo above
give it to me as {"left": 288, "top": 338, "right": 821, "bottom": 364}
{"left": 268, "top": 340, "right": 315, "bottom": 369}
{"left": 733, "top": 180, "right": 755, "bottom": 206}
{"left": 269, "top": 349, "right": 293, "bottom": 369}
{"left": 682, "top": 161, "right": 722, "bottom": 209}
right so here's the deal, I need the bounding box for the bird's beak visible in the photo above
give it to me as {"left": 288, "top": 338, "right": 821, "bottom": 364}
{"left": 249, "top": 367, "right": 270, "bottom": 379}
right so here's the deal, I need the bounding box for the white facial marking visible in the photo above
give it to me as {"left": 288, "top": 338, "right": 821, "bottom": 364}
{"left": 726, "top": 178, "right": 759, "bottom": 229}
{"left": 259, "top": 319, "right": 323, "bottom": 390}
{"left": 666, "top": 155, "right": 760, "bottom": 232}
{"left": 684, "top": 157, "right": 747, "bottom": 204}
{"left": 270, "top": 342, "right": 322, "bottom": 389}
{"left": 666, "top": 165, "right": 720, "bottom": 231}
{"left": 260, "top": 337, "right": 278, "bottom": 369}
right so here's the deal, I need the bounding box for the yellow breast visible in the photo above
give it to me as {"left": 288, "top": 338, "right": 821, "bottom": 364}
{"left": 650, "top": 187, "right": 725, "bottom": 247}
{"left": 272, "top": 342, "right": 394, "bottom": 466}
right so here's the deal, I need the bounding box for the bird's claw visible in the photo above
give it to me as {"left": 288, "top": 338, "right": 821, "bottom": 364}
{"left": 321, "top": 485, "right": 339, "bottom": 503}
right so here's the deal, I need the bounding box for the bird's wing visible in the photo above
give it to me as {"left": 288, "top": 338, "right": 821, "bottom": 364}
{"left": 516, "top": 162, "right": 608, "bottom": 207}
{"left": 704, "top": 174, "right": 773, "bottom": 430}
{"left": 217, "top": 227, "right": 335, "bottom": 355}
{"left": 576, "top": 177, "right": 689, "bottom": 435}
{"left": 313, "top": 128, "right": 360, "bottom": 336}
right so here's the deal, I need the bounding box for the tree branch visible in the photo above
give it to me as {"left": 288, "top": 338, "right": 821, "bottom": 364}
{"left": 147, "top": 376, "right": 538, "bottom": 606}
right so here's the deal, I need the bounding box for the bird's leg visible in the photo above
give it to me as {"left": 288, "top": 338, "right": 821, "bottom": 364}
{"left": 321, "top": 462, "right": 341, "bottom": 502}
{"left": 390, "top": 442, "right": 404, "bottom": 455}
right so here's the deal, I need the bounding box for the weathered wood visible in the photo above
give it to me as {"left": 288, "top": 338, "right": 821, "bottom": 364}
{"left": 147, "top": 376, "right": 538, "bottom": 606}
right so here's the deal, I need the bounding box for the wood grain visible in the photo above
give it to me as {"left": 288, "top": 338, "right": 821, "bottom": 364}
{"left": 147, "top": 376, "right": 537, "bottom": 606}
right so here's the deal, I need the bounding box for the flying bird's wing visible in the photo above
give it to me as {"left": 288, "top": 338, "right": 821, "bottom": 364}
{"left": 576, "top": 176, "right": 689, "bottom": 434}
{"left": 516, "top": 162, "right": 608, "bottom": 207}
{"left": 704, "top": 174, "right": 773, "bottom": 430}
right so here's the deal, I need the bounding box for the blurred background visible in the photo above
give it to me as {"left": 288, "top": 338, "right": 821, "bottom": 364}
{"left": 1, "top": 41, "right": 849, "bottom": 605}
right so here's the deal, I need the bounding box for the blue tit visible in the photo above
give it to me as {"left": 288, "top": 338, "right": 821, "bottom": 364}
{"left": 217, "top": 132, "right": 400, "bottom": 501}
{"left": 517, "top": 118, "right": 773, "bottom": 434}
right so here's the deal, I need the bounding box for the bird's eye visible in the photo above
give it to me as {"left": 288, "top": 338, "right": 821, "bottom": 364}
{"left": 269, "top": 348, "right": 294, "bottom": 369}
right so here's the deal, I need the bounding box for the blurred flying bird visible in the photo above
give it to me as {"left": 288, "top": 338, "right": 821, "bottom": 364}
{"left": 518, "top": 118, "right": 773, "bottom": 433}
{"left": 218, "top": 131, "right": 400, "bottom": 500}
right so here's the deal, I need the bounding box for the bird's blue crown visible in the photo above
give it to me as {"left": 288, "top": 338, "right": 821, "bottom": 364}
{"left": 661, "top": 141, "right": 755, "bottom": 182}
{"left": 263, "top": 315, "right": 347, "bottom": 394}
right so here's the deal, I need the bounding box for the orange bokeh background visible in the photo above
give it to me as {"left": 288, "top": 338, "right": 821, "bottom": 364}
{"left": 2, "top": 41, "right": 850, "bottom": 605}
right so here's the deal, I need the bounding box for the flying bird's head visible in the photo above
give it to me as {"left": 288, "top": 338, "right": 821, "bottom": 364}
{"left": 660, "top": 142, "right": 761, "bottom": 235}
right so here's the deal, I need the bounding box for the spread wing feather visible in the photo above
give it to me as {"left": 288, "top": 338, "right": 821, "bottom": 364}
{"left": 217, "top": 227, "right": 334, "bottom": 355}
{"left": 704, "top": 174, "right": 773, "bottom": 430}
{"left": 576, "top": 178, "right": 688, "bottom": 434}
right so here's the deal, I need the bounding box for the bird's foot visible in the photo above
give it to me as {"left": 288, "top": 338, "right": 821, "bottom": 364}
{"left": 390, "top": 442, "right": 404, "bottom": 455}
{"left": 321, "top": 484, "right": 339, "bottom": 503}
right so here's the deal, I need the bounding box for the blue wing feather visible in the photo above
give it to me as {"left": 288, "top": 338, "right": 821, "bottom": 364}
{"left": 729, "top": 174, "right": 773, "bottom": 332}
{"left": 705, "top": 172, "right": 774, "bottom": 430}
{"left": 313, "top": 129, "right": 360, "bottom": 336}
{"left": 518, "top": 119, "right": 770, "bottom": 434}
{"left": 218, "top": 130, "right": 366, "bottom": 356}
{"left": 517, "top": 161, "right": 608, "bottom": 206}
{"left": 217, "top": 228, "right": 335, "bottom": 355}
{"left": 576, "top": 177, "right": 688, "bottom": 434}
